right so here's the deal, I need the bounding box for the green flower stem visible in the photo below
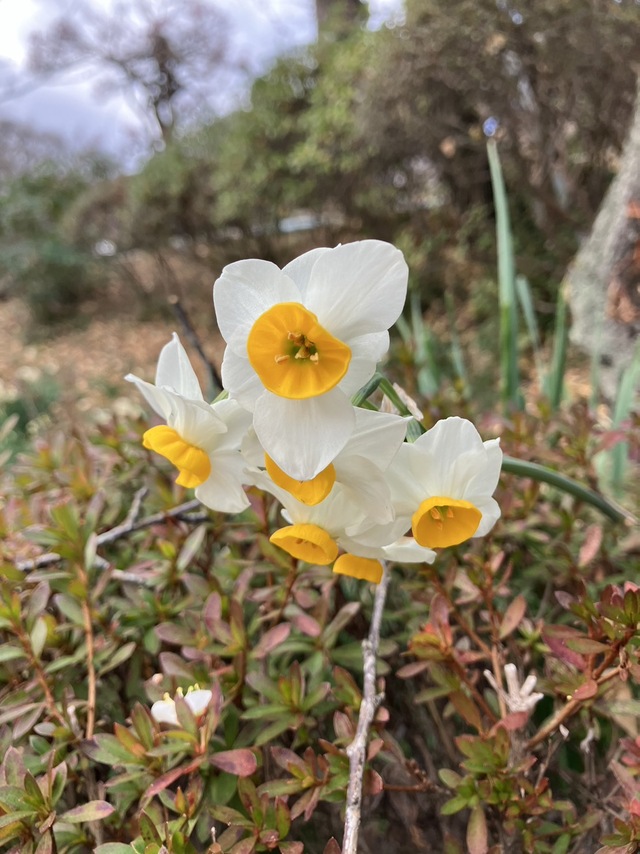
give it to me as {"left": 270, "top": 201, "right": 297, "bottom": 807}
{"left": 501, "top": 456, "right": 634, "bottom": 525}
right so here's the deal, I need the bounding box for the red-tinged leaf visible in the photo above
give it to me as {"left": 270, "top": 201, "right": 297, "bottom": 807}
{"left": 34, "top": 831, "right": 54, "bottom": 854}
{"left": 291, "top": 786, "right": 320, "bottom": 822}
{"left": 158, "top": 652, "right": 196, "bottom": 680}
{"left": 579, "top": 525, "right": 603, "bottom": 567}
{"left": 211, "top": 749, "right": 257, "bottom": 777}
{"left": 542, "top": 626, "right": 586, "bottom": 670}
{"left": 280, "top": 842, "right": 304, "bottom": 854}
{"left": 333, "top": 711, "right": 353, "bottom": 740}
{"left": 141, "top": 756, "right": 204, "bottom": 806}
{"left": 259, "top": 829, "right": 279, "bottom": 847}
{"left": 491, "top": 711, "right": 529, "bottom": 733}
{"left": 565, "top": 638, "right": 610, "bottom": 655}
{"left": 499, "top": 595, "right": 527, "bottom": 640}
{"left": 270, "top": 747, "right": 308, "bottom": 775}
{"left": 449, "top": 691, "right": 483, "bottom": 732}
{"left": 230, "top": 837, "right": 257, "bottom": 854}
{"left": 367, "top": 738, "right": 384, "bottom": 761}
{"left": 114, "top": 723, "right": 146, "bottom": 757}
{"left": 555, "top": 591, "right": 575, "bottom": 610}
{"left": 3, "top": 747, "right": 25, "bottom": 787}
{"left": 430, "top": 593, "right": 450, "bottom": 632}
{"left": 291, "top": 613, "right": 322, "bottom": 638}
{"left": 81, "top": 734, "right": 144, "bottom": 766}
{"left": 323, "top": 602, "right": 360, "bottom": 641}
{"left": 323, "top": 840, "right": 341, "bottom": 854}
{"left": 364, "top": 768, "right": 383, "bottom": 796}
{"left": 572, "top": 679, "right": 598, "bottom": 701}
{"left": 252, "top": 623, "right": 291, "bottom": 659}
{"left": 59, "top": 800, "right": 115, "bottom": 823}
{"left": 396, "top": 661, "right": 430, "bottom": 679}
{"left": 210, "top": 804, "right": 252, "bottom": 826}
{"left": 466, "top": 804, "right": 488, "bottom": 854}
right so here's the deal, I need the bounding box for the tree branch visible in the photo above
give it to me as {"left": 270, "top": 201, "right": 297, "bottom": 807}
{"left": 342, "top": 562, "right": 391, "bottom": 854}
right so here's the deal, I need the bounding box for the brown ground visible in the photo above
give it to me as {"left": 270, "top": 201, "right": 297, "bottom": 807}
{"left": 0, "top": 252, "right": 227, "bottom": 429}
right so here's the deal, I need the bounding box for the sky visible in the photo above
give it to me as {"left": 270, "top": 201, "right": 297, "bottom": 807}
{"left": 0, "top": 0, "right": 404, "bottom": 166}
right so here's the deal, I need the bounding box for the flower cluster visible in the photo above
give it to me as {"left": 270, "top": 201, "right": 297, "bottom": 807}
{"left": 128, "top": 240, "right": 502, "bottom": 583}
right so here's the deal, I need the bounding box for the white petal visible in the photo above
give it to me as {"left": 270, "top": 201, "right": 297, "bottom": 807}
{"left": 155, "top": 333, "right": 203, "bottom": 400}
{"left": 169, "top": 395, "right": 227, "bottom": 448}
{"left": 339, "top": 331, "right": 390, "bottom": 395}
{"left": 184, "top": 689, "right": 213, "bottom": 716}
{"left": 344, "top": 408, "right": 408, "bottom": 469}
{"left": 282, "top": 247, "right": 331, "bottom": 298}
{"left": 125, "top": 375, "right": 174, "bottom": 421}
{"left": 303, "top": 240, "right": 408, "bottom": 341}
{"left": 195, "top": 454, "right": 250, "bottom": 514}
{"left": 466, "top": 438, "right": 503, "bottom": 494}
{"left": 253, "top": 388, "right": 355, "bottom": 480}
{"left": 335, "top": 455, "right": 395, "bottom": 524}
{"left": 220, "top": 348, "right": 263, "bottom": 410}
{"left": 385, "top": 444, "right": 431, "bottom": 514}
{"left": 150, "top": 699, "right": 178, "bottom": 726}
{"left": 414, "top": 417, "right": 486, "bottom": 495}
{"left": 240, "top": 427, "right": 266, "bottom": 467}
{"left": 382, "top": 536, "right": 437, "bottom": 564}
{"left": 213, "top": 259, "right": 300, "bottom": 354}
{"left": 210, "top": 398, "right": 253, "bottom": 453}
{"left": 473, "top": 496, "right": 501, "bottom": 537}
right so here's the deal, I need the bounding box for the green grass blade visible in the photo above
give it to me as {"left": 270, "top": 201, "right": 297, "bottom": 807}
{"left": 487, "top": 139, "right": 520, "bottom": 410}
{"left": 515, "top": 274, "right": 545, "bottom": 386}
{"left": 501, "top": 456, "right": 633, "bottom": 524}
{"left": 543, "top": 281, "right": 569, "bottom": 410}
{"left": 444, "top": 291, "right": 469, "bottom": 397}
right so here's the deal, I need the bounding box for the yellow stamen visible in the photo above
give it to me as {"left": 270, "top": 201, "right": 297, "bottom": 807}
{"left": 270, "top": 524, "right": 339, "bottom": 565}
{"left": 333, "top": 554, "right": 383, "bottom": 584}
{"left": 265, "top": 454, "right": 336, "bottom": 505}
{"left": 412, "top": 496, "right": 482, "bottom": 549}
{"left": 143, "top": 425, "right": 211, "bottom": 488}
{"left": 247, "top": 302, "right": 351, "bottom": 400}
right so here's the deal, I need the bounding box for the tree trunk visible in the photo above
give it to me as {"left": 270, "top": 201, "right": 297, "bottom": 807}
{"left": 567, "top": 79, "right": 640, "bottom": 399}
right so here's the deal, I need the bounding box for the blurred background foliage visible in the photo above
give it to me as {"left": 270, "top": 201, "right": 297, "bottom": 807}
{"left": 1, "top": 0, "right": 638, "bottom": 328}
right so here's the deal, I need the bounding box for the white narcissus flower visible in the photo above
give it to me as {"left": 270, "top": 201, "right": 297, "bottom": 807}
{"left": 255, "top": 478, "right": 436, "bottom": 584}
{"left": 213, "top": 240, "right": 408, "bottom": 481}
{"left": 151, "top": 685, "right": 213, "bottom": 726}
{"left": 387, "top": 416, "right": 502, "bottom": 549}
{"left": 126, "top": 333, "right": 252, "bottom": 514}
{"left": 244, "top": 408, "right": 409, "bottom": 524}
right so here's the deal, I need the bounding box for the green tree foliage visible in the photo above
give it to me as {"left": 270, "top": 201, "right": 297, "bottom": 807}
{"left": 0, "top": 163, "right": 108, "bottom": 325}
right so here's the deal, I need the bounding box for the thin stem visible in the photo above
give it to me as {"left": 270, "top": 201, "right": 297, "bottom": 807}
{"left": 527, "top": 666, "right": 622, "bottom": 750}
{"left": 342, "top": 563, "right": 391, "bottom": 854}
{"left": 82, "top": 597, "right": 96, "bottom": 739}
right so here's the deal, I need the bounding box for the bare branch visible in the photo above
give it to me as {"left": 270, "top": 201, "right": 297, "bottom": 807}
{"left": 342, "top": 562, "right": 391, "bottom": 854}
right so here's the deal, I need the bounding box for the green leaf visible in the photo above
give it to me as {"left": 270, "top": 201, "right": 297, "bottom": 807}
{"left": 487, "top": 139, "right": 520, "bottom": 411}
{"left": 0, "top": 645, "right": 26, "bottom": 663}
{"left": 82, "top": 734, "right": 145, "bottom": 766}
{"left": 97, "top": 641, "right": 136, "bottom": 676}
{"left": 501, "top": 456, "right": 631, "bottom": 524}
{"left": 94, "top": 845, "right": 136, "bottom": 853}
{"left": 440, "top": 796, "right": 469, "bottom": 816}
